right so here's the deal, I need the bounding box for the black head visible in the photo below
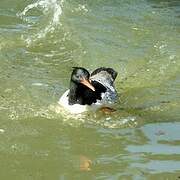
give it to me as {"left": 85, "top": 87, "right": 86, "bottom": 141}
{"left": 71, "top": 67, "right": 89, "bottom": 83}
{"left": 71, "top": 67, "right": 95, "bottom": 91}
{"left": 91, "top": 67, "right": 118, "bottom": 80}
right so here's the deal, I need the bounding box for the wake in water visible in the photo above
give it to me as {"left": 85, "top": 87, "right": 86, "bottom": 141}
{"left": 48, "top": 103, "right": 139, "bottom": 128}
{"left": 17, "top": 0, "right": 64, "bottom": 46}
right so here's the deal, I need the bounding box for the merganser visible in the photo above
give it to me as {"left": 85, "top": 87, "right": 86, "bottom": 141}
{"left": 58, "top": 67, "right": 96, "bottom": 114}
{"left": 58, "top": 67, "right": 118, "bottom": 114}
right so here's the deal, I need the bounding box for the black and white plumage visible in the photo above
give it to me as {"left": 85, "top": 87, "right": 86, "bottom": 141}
{"left": 58, "top": 67, "right": 118, "bottom": 114}
{"left": 90, "top": 67, "right": 118, "bottom": 104}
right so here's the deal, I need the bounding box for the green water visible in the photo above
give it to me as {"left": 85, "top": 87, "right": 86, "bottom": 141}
{"left": 0, "top": 0, "right": 180, "bottom": 179}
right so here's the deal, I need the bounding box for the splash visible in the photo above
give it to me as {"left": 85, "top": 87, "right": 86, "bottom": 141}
{"left": 49, "top": 103, "right": 139, "bottom": 128}
{"left": 49, "top": 103, "right": 88, "bottom": 126}
{"left": 18, "top": 0, "right": 64, "bottom": 46}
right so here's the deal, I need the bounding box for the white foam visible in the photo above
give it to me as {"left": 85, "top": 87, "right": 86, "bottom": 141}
{"left": 31, "top": 82, "right": 48, "bottom": 87}
{"left": 18, "top": 0, "right": 64, "bottom": 46}
{"left": 0, "top": 129, "right": 5, "bottom": 133}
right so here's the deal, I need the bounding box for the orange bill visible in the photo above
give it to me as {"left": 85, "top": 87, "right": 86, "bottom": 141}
{"left": 80, "top": 79, "right": 95, "bottom": 91}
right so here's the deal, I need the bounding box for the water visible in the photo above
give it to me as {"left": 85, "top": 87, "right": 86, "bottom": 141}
{"left": 0, "top": 0, "right": 180, "bottom": 179}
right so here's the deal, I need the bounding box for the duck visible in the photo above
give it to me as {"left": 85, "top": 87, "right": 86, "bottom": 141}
{"left": 58, "top": 67, "right": 118, "bottom": 114}
{"left": 58, "top": 67, "right": 96, "bottom": 114}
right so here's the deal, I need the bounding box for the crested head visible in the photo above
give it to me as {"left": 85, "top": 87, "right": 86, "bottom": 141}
{"left": 71, "top": 67, "right": 90, "bottom": 83}
{"left": 68, "top": 67, "right": 95, "bottom": 105}
{"left": 70, "top": 67, "right": 95, "bottom": 92}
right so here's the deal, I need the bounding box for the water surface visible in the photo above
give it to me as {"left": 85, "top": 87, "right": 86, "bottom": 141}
{"left": 0, "top": 0, "right": 180, "bottom": 179}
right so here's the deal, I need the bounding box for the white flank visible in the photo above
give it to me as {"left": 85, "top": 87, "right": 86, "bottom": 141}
{"left": 58, "top": 90, "right": 103, "bottom": 114}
